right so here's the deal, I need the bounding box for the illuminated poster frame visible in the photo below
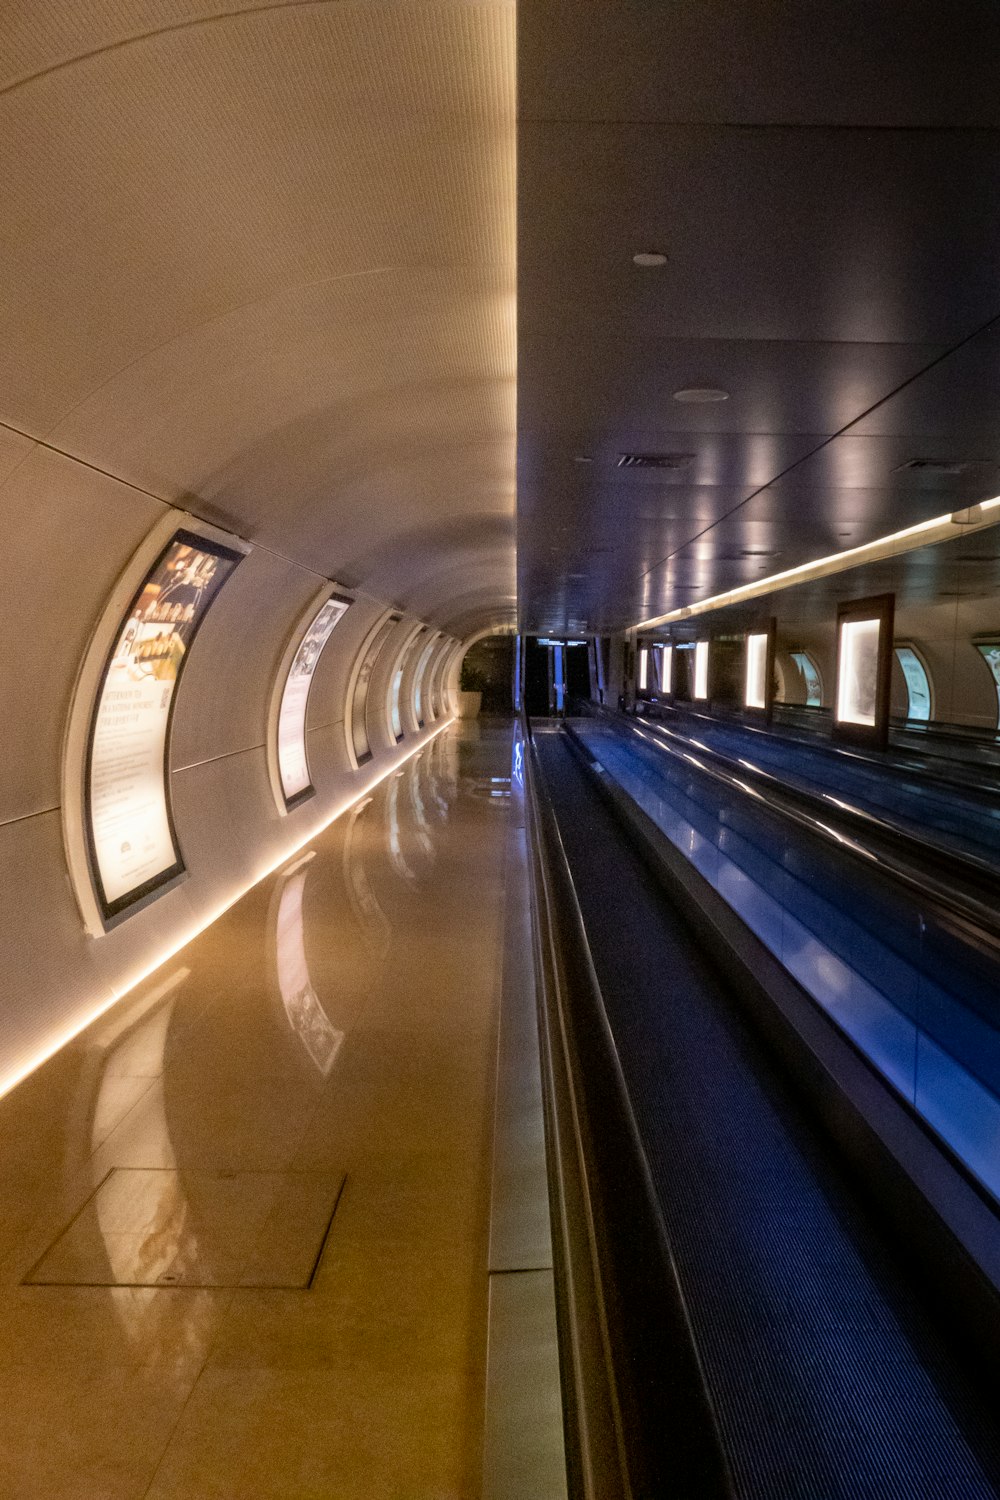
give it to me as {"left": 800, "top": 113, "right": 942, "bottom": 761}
{"left": 789, "top": 649, "right": 823, "bottom": 708}
{"left": 267, "top": 585, "right": 352, "bottom": 813}
{"left": 833, "top": 593, "right": 894, "bottom": 749}
{"left": 693, "top": 639, "right": 710, "bottom": 701}
{"left": 63, "top": 515, "right": 249, "bottom": 933}
{"left": 973, "top": 639, "right": 1000, "bottom": 729}
{"left": 413, "top": 632, "right": 439, "bottom": 727}
{"left": 893, "top": 642, "right": 932, "bottom": 724}
{"left": 659, "top": 643, "right": 674, "bottom": 697}
{"left": 428, "top": 637, "right": 453, "bottom": 720}
{"left": 744, "top": 618, "right": 775, "bottom": 718}
{"left": 348, "top": 612, "right": 400, "bottom": 768}
{"left": 387, "top": 625, "right": 423, "bottom": 743}
{"left": 637, "top": 643, "right": 650, "bottom": 694}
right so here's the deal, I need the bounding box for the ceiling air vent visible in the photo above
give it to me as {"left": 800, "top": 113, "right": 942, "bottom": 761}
{"left": 894, "top": 458, "right": 979, "bottom": 476}
{"left": 617, "top": 452, "right": 694, "bottom": 470}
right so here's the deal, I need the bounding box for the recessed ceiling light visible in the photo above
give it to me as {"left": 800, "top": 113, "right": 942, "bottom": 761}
{"left": 633, "top": 251, "right": 667, "bottom": 267}
{"left": 673, "top": 387, "right": 730, "bottom": 404}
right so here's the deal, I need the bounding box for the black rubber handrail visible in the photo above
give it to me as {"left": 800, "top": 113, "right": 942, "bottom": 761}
{"left": 650, "top": 698, "right": 1000, "bottom": 806}
{"left": 522, "top": 715, "right": 734, "bottom": 1500}
{"left": 590, "top": 707, "right": 1000, "bottom": 960}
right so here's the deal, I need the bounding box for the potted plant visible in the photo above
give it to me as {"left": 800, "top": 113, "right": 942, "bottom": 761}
{"left": 458, "top": 661, "right": 487, "bottom": 718}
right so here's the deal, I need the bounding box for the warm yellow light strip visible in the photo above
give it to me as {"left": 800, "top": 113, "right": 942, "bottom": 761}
{"left": 0, "top": 718, "right": 455, "bottom": 1105}
{"left": 635, "top": 496, "right": 1000, "bottom": 632}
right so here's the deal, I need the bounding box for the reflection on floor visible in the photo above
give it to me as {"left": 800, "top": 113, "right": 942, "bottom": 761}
{"left": 0, "top": 720, "right": 514, "bottom": 1499}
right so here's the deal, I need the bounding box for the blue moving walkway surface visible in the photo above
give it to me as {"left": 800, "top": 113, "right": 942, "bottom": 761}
{"left": 534, "top": 726, "right": 1000, "bottom": 1499}
{"left": 640, "top": 706, "right": 1000, "bottom": 869}
{"left": 571, "top": 714, "right": 1000, "bottom": 1207}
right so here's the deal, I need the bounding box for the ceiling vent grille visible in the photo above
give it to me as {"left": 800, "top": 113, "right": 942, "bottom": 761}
{"left": 617, "top": 452, "right": 694, "bottom": 470}
{"left": 895, "top": 458, "right": 979, "bottom": 475}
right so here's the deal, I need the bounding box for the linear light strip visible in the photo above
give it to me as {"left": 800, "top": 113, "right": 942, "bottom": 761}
{"left": 634, "top": 497, "right": 1000, "bottom": 632}
{"left": 0, "top": 718, "right": 455, "bottom": 1104}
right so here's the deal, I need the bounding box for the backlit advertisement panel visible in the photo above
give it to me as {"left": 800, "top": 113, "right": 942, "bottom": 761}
{"left": 86, "top": 530, "right": 242, "bottom": 920}
{"left": 836, "top": 617, "right": 880, "bottom": 726}
{"left": 694, "top": 640, "right": 709, "bottom": 700}
{"left": 276, "top": 594, "right": 350, "bottom": 806}
{"left": 977, "top": 642, "right": 1000, "bottom": 728}
{"left": 833, "top": 593, "right": 894, "bottom": 748}
{"left": 413, "top": 634, "right": 438, "bottom": 725}
{"left": 745, "top": 632, "right": 769, "bottom": 710}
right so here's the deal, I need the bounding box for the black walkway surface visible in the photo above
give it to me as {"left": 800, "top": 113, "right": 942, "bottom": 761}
{"left": 534, "top": 725, "right": 1000, "bottom": 1500}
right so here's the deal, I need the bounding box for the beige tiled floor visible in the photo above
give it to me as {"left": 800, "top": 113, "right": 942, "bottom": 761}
{"left": 0, "top": 721, "right": 513, "bottom": 1498}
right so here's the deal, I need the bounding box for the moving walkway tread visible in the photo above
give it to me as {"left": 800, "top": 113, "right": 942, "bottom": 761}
{"left": 631, "top": 706, "right": 1000, "bottom": 874}
{"left": 533, "top": 725, "right": 1000, "bottom": 1500}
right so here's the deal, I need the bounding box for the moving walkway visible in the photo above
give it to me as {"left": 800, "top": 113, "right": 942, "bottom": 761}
{"left": 524, "top": 716, "right": 1000, "bottom": 1499}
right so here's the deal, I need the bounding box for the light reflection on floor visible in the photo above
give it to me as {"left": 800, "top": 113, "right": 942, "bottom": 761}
{"left": 0, "top": 720, "right": 514, "bottom": 1500}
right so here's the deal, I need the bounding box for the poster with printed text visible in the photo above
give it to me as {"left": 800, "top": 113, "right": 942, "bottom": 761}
{"left": 87, "top": 532, "right": 242, "bottom": 918}
{"left": 277, "top": 595, "right": 350, "bottom": 804}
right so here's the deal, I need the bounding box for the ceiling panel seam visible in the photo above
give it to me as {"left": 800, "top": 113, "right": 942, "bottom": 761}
{"left": 25, "top": 267, "right": 392, "bottom": 446}
{"left": 0, "top": 415, "right": 431, "bottom": 618}
{"left": 1, "top": 0, "right": 514, "bottom": 101}
{"left": 517, "top": 117, "right": 1000, "bottom": 133}
{"left": 633, "top": 308, "right": 1000, "bottom": 589}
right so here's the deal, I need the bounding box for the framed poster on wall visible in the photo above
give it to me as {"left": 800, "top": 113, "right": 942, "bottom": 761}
{"left": 349, "top": 613, "right": 400, "bottom": 766}
{"left": 269, "top": 588, "right": 352, "bottom": 812}
{"left": 693, "top": 639, "right": 710, "bottom": 701}
{"left": 974, "top": 639, "right": 1000, "bottom": 729}
{"left": 833, "top": 593, "right": 895, "bottom": 749}
{"left": 67, "top": 520, "right": 247, "bottom": 930}
{"left": 744, "top": 618, "right": 776, "bottom": 718}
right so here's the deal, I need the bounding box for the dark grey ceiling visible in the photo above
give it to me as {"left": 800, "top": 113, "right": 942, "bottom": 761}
{"left": 516, "top": 2, "right": 1000, "bottom": 634}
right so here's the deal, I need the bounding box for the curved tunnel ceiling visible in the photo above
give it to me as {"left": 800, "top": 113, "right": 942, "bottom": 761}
{"left": 1, "top": 0, "right": 516, "bottom": 637}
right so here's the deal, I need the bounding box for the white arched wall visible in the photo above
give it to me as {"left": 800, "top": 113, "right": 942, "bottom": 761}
{"left": 0, "top": 470, "right": 456, "bottom": 1100}
{"left": 0, "top": 4, "right": 514, "bottom": 1099}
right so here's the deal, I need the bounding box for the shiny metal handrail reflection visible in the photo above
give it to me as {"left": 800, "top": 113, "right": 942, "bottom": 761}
{"left": 522, "top": 715, "right": 734, "bottom": 1500}
{"left": 603, "top": 709, "right": 1000, "bottom": 958}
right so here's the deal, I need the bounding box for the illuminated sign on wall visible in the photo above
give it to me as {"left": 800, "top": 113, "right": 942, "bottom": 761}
{"left": 745, "top": 632, "right": 769, "bottom": 710}
{"left": 351, "top": 615, "right": 399, "bottom": 765}
{"left": 791, "top": 650, "right": 823, "bottom": 707}
{"left": 388, "top": 627, "right": 422, "bottom": 743}
{"left": 275, "top": 593, "right": 351, "bottom": 808}
{"left": 834, "top": 593, "right": 894, "bottom": 748}
{"left": 413, "top": 634, "right": 438, "bottom": 726}
{"left": 660, "top": 644, "right": 673, "bottom": 695}
{"left": 86, "top": 529, "right": 243, "bottom": 922}
{"left": 693, "top": 640, "right": 710, "bottom": 700}
{"left": 894, "top": 645, "right": 931, "bottom": 723}
{"left": 976, "top": 642, "right": 1000, "bottom": 728}
{"left": 743, "top": 621, "right": 774, "bottom": 714}
{"left": 836, "top": 618, "right": 880, "bottom": 726}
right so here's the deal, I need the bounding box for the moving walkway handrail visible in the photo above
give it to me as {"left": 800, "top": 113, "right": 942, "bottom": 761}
{"left": 521, "top": 715, "right": 734, "bottom": 1500}
{"left": 653, "top": 698, "right": 1000, "bottom": 806}
{"left": 602, "top": 709, "right": 1000, "bottom": 958}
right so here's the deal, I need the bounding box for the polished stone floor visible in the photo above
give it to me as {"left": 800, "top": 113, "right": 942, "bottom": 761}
{"left": 0, "top": 720, "right": 514, "bottom": 1498}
